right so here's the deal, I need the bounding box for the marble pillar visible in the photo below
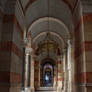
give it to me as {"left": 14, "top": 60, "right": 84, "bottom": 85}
{"left": 22, "top": 47, "right": 26, "bottom": 92}
{"left": 53, "top": 66, "right": 57, "bottom": 87}
{"left": 67, "top": 40, "right": 72, "bottom": 92}
{"left": 57, "top": 56, "right": 62, "bottom": 92}
{"left": 30, "top": 48, "right": 34, "bottom": 92}
{"left": 25, "top": 48, "right": 31, "bottom": 92}
{"left": 62, "top": 49, "right": 67, "bottom": 92}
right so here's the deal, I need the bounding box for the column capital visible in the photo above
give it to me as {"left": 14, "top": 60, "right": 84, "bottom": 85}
{"left": 24, "top": 38, "right": 28, "bottom": 44}
{"left": 67, "top": 39, "right": 72, "bottom": 45}
{"left": 26, "top": 48, "right": 33, "bottom": 54}
{"left": 67, "top": 36, "right": 73, "bottom": 45}
{"left": 22, "top": 38, "right": 28, "bottom": 48}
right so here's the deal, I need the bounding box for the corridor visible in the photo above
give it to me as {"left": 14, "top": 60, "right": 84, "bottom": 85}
{"left": 0, "top": 0, "right": 92, "bottom": 92}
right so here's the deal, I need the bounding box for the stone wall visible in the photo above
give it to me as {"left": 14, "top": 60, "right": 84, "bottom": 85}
{"left": 73, "top": 0, "right": 92, "bottom": 92}
{"left": 83, "top": 13, "right": 92, "bottom": 92}
{"left": 73, "top": 1, "right": 86, "bottom": 92}
{"left": 0, "top": 0, "right": 24, "bottom": 92}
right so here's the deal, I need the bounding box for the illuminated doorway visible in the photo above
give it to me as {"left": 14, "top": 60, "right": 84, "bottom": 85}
{"left": 43, "top": 63, "right": 53, "bottom": 86}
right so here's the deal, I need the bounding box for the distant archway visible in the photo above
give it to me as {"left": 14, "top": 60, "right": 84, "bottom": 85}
{"left": 43, "top": 63, "right": 53, "bottom": 86}
{"left": 40, "top": 58, "right": 57, "bottom": 87}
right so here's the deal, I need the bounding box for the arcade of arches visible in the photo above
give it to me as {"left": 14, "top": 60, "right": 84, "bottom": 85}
{"left": 0, "top": 0, "right": 92, "bottom": 92}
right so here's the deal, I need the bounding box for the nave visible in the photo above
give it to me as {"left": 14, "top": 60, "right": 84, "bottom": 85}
{"left": 0, "top": 0, "right": 92, "bottom": 92}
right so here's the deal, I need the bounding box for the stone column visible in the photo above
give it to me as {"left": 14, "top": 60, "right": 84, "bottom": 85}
{"left": 62, "top": 49, "right": 67, "bottom": 92}
{"left": 57, "top": 56, "right": 62, "bottom": 92}
{"left": 40, "top": 65, "right": 43, "bottom": 87}
{"left": 25, "top": 48, "right": 31, "bottom": 92}
{"left": 53, "top": 66, "right": 57, "bottom": 87}
{"left": 21, "top": 34, "right": 28, "bottom": 92}
{"left": 67, "top": 40, "right": 72, "bottom": 92}
{"left": 30, "top": 48, "right": 35, "bottom": 92}
{"left": 38, "top": 61, "right": 40, "bottom": 89}
{"left": 22, "top": 47, "right": 26, "bottom": 92}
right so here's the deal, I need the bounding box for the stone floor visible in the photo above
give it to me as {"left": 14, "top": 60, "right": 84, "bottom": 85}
{"left": 22, "top": 87, "right": 59, "bottom": 92}
{"left": 35, "top": 87, "right": 57, "bottom": 92}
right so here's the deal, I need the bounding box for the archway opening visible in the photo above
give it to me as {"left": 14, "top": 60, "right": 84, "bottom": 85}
{"left": 40, "top": 58, "right": 57, "bottom": 87}
{"left": 43, "top": 63, "right": 53, "bottom": 86}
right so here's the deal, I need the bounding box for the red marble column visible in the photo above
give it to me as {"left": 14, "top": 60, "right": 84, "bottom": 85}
{"left": 30, "top": 51, "right": 35, "bottom": 92}
{"left": 57, "top": 57, "right": 62, "bottom": 92}
{"left": 34, "top": 60, "right": 39, "bottom": 90}
{"left": 53, "top": 66, "right": 57, "bottom": 87}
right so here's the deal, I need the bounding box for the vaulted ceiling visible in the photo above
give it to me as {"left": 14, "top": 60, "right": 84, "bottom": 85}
{"left": 0, "top": 0, "right": 80, "bottom": 61}
{"left": 25, "top": 0, "right": 74, "bottom": 61}
{"left": 27, "top": 0, "right": 73, "bottom": 48}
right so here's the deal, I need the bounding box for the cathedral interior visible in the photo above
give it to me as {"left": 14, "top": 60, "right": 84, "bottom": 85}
{"left": 0, "top": 0, "right": 92, "bottom": 92}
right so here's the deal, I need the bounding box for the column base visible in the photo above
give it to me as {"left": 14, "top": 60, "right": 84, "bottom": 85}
{"left": 57, "top": 87, "right": 62, "bottom": 92}
{"left": 62, "top": 90, "right": 68, "bottom": 92}
{"left": 62, "top": 90, "right": 66, "bottom": 92}
{"left": 31, "top": 87, "right": 34, "bottom": 92}
{"left": 62, "top": 89, "right": 73, "bottom": 92}
{"left": 66, "top": 89, "right": 72, "bottom": 92}
{"left": 74, "top": 83, "right": 87, "bottom": 92}
{"left": 9, "top": 85, "right": 21, "bottom": 92}
{"left": 22, "top": 90, "right": 25, "bottom": 92}
{"left": 25, "top": 87, "right": 31, "bottom": 92}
